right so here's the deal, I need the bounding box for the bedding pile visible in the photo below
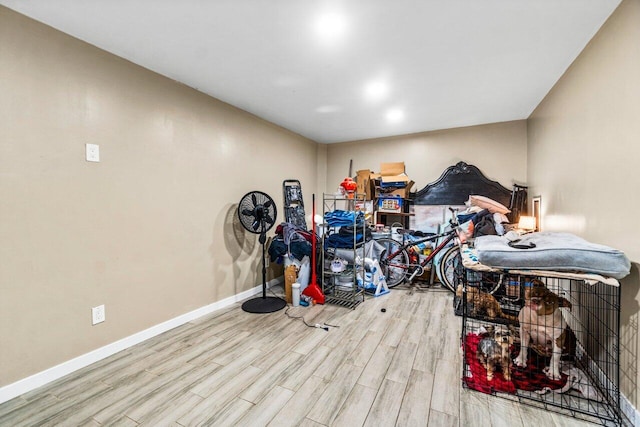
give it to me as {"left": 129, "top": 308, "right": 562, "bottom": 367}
{"left": 474, "top": 232, "right": 630, "bottom": 280}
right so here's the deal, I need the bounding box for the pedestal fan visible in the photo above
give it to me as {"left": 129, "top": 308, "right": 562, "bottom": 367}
{"left": 237, "top": 190, "right": 287, "bottom": 313}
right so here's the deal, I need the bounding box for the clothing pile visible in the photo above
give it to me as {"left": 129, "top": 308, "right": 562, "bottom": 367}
{"left": 324, "top": 210, "right": 364, "bottom": 227}
{"left": 268, "top": 222, "right": 314, "bottom": 263}
{"left": 323, "top": 210, "right": 370, "bottom": 249}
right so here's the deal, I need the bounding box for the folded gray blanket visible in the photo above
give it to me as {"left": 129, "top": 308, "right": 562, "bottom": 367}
{"left": 475, "top": 232, "right": 630, "bottom": 279}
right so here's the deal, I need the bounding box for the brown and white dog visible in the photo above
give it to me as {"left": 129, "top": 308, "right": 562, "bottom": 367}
{"left": 514, "top": 280, "right": 573, "bottom": 380}
{"left": 477, "top": 324, "right": 516, "bottom": 381}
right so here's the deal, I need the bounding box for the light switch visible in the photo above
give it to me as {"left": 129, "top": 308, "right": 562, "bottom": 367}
{"left": 86, "top": 144, "right": 100, "bottom": 162}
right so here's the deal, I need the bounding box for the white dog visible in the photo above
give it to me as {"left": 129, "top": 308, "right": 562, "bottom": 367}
{"left": 514, "top": 280, "right": 573, "bottom": 380}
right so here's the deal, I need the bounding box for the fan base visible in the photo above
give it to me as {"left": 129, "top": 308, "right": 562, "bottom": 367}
{"left": 241, "top": 296, "right": 287, "bottom": 313}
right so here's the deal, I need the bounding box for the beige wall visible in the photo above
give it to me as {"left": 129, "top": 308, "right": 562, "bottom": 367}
{"left": 0, "top": 7, "right": 317, "bottom": 386}
{"left": 315, "top": 144, "right": 328, "bottom": 205}
{"left": 3, "top": 0, "right": 640, "bottom": 414}
{"left": 326, "top": 121, "right": 528, "bottom": 195}
{"left": 528, "top": 0, "right": 640, "bottom": 409}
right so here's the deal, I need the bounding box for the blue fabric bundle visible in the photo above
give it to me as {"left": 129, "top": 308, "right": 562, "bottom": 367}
{"left": 324, "top": 210, "right": 364, "bottom": 227}
{"left": 324, "top": 232, "right": 365, "bottom": 249}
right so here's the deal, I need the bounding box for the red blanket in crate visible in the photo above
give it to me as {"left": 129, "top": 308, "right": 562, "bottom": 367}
{"left": 464, "top": 333, "right": 567, "bottom": 394}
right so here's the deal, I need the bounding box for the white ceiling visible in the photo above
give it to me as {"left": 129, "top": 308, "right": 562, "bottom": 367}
{"left": 1, "top": 0, "right": 621, "bottom": 144}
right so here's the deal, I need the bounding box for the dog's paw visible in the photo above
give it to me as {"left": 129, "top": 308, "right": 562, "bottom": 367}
{"left": 543, "top": 367, "right": 562, "bottom": 381}
{"left": 514, "top": 355, "right": 527, "bottom": 368}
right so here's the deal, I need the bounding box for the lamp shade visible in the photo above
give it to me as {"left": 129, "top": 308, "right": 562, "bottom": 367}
{"left": 518, "top": 215, "right": 536, "bottom": 231}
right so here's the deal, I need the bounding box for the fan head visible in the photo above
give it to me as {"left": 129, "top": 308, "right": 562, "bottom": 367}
{"left": 237, "top": 191, "right": 277, "bottom": 241}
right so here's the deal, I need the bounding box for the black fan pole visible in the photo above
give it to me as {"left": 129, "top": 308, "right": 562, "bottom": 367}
{"left": 238, "top": 190, "right": 286, "bottom": 314}
{"left": 241, "top": 235, "right": 286, "bottom": 313}
{"left": 261, "top": 228, "right": 267, "bottom": 299}
{"left": 241, "top": 221, "right": 286, "bottom": 314}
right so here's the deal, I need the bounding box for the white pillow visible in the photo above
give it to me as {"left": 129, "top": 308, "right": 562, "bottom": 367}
{"left": 468, "top": 195, "right": 511, "bottom": 214}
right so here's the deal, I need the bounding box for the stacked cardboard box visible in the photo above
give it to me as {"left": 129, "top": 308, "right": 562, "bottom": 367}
{"left": 356, "top": 169, "right": 378, "bottom": 201}
{"left": 376, "top": 162, "right": 414, "bottom": 199}
{"left": 355, "top": 162, "right": 414, "bottom": 201}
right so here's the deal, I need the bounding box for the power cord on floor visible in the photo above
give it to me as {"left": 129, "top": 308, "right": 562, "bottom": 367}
{"left": 285, "top": 306, "right": 328, "bottom": 330}
{"left": 268, "top": 285, "right": 339, "bottom": 331}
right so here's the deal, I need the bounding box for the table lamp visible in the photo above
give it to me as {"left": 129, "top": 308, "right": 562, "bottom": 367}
{"left": 518, "top": 215, "right": 536, "bottom": 233}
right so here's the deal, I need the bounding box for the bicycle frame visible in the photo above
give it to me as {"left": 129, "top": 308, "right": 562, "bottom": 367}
{"left": 406, "top": 231, "right": 457, "bottom": 282}
{"left": 378, "top": 207, "right": 479, "bottom": 289}
{"left": 386, "top": 224, "right": 458, "bottom": 283}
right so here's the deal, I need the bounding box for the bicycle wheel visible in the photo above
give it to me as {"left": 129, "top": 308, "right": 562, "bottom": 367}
{"left": 479, "top": 272, "right": 503, "bottom": 295}
{"left": 435, "top": 245, "right": 464, "bottom": 293}
{"left": 375, "top": 238, "right": 410, "bottom": 288}
{"left": 464, "top": 268, "right": 502, "bottom": 295}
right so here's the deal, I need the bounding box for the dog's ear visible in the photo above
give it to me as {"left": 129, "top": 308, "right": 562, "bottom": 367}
{"left": 507, "top": 324, "right": 517, "bottom": 334}
{"left": 559, "top": 297, "right": 572, "bottom": 310}
{"left": 531, "top": 279, "right": 546, "bottom": 289}
{"left": 485, "top": 324, "right": 495, "bottom": 335}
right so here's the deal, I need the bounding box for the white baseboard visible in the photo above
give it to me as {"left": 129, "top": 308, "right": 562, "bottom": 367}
{"left": 0, "top": 278, "right": 283, "bottom": 405}
{"left": 621, "top": 393, "right": 640, "bottom": 427}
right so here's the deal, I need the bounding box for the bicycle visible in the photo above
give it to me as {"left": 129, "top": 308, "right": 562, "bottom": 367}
{"left": 375, "top": 207, "right": 484, "bottom": 292}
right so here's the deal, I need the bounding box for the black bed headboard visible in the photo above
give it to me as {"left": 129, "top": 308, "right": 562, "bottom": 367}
{"left": 412, "top": 161, "right": 513, "bottom": 207}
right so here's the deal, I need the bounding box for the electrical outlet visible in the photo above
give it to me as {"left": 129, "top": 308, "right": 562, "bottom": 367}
{"left": 86, "top": 143, "right": 100, "bottom": 162}
{"left": 92, "top": 305, "right": 105, "bottom": 325}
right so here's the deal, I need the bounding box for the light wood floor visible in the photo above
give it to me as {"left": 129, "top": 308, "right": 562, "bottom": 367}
{"left": 0, "top": 287, "right": 595, "bottom": 426}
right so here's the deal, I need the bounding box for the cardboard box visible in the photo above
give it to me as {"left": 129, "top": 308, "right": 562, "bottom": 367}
{"left": 375, "top": 162, "right": 414, "bottom": 198}
{"left": 380, "top": 162, "right": 411, "bottom": 187}
{"left": 356, "top": 169, "right": 379, "bottom": 200}
{"left": 380, "top": 162, "right": 405, "bottom": 176}
{"left": 284, "top": 264, "right": 297, "bottom": 303}
{"left": 375, "top": 180, "right": 415, "bottom": 199}
{"left": 377, "top": 197, "right": 404, "bottom": 213}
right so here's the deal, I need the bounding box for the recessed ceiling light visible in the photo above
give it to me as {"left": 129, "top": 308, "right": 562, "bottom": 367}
{"left": 386, "top": 108, "right": 404, "bottom": 122}
{"left": 314, "top": 12, "right": 347, "bottom": 43}
{"left": 365, "top": 80, "right": 389, "bottom": 101}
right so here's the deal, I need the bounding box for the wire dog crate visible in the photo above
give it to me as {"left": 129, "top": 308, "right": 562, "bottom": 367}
{"left": 461, "top": 273, "right": 621, "bottom": 426}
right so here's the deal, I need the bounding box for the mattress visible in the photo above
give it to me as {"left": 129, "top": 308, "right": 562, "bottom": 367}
{"left": 475, "top": 232, "right": 631, "bottom": 280}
